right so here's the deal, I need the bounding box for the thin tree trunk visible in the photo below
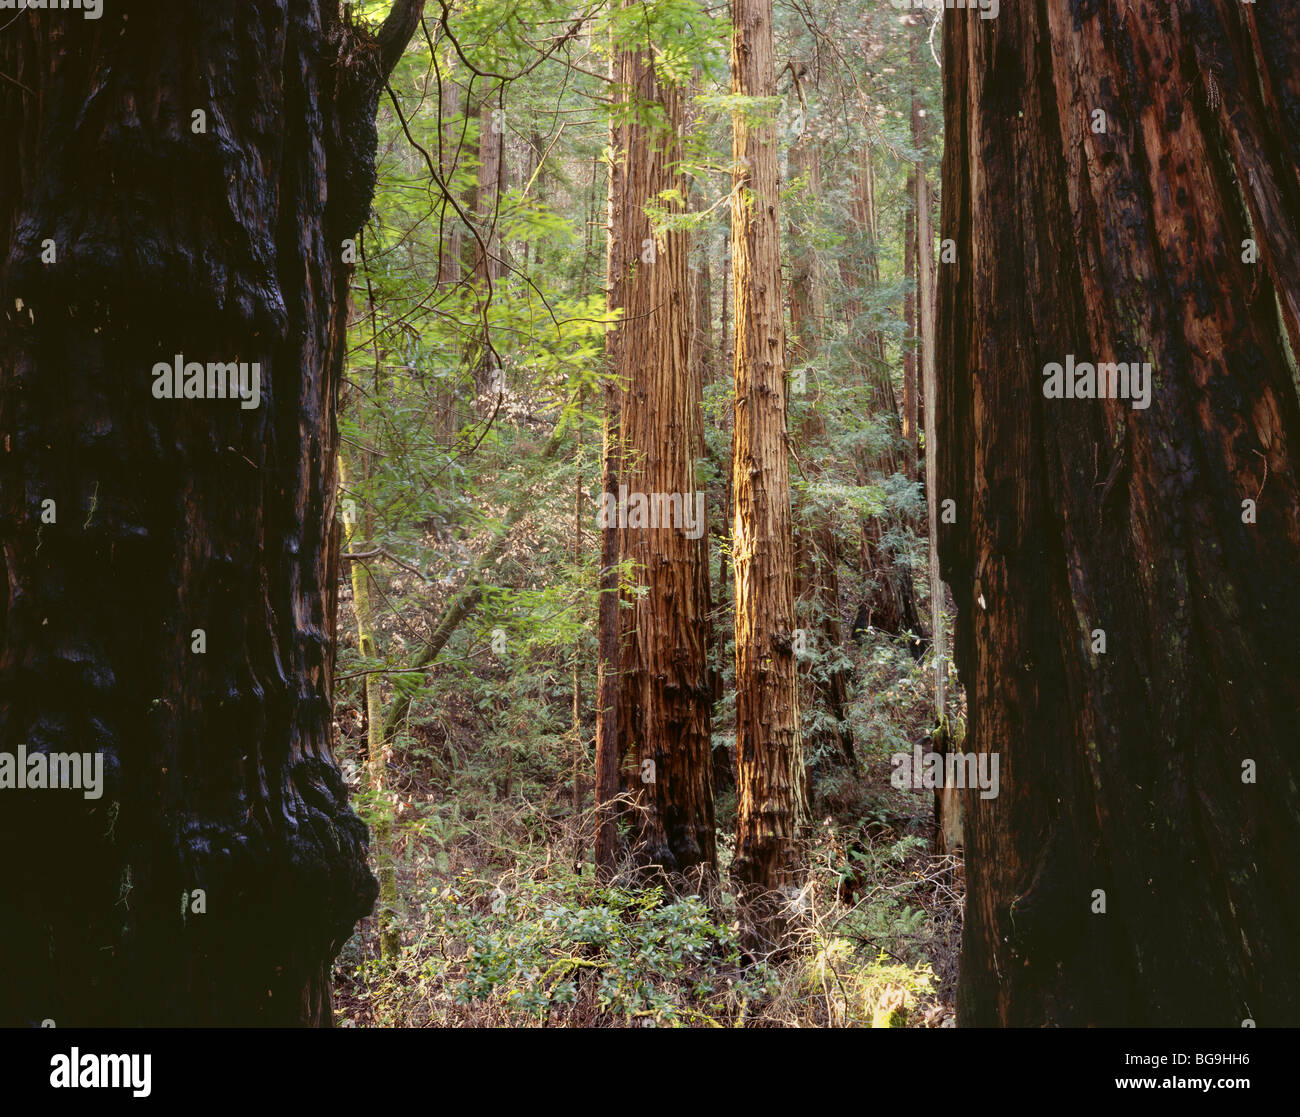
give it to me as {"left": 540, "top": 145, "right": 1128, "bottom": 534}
{"left": 473, "top": 86, "right": 504, "bottom": 289}
{"left": 338, "top": 456, "right": 399, "bottom": 962}
{"left": 711, "top": 228, "right": 736, "bottom": 796}
{"left": 694, "top": 192, "right": 714, "bottom": 385}
{"left": 572, "top": 388, "right": 584, "bottom": 843}
{"left": 903, "top": 171, "right": 918, "bottom": 479}
{"left": 917, "top": 164, "right": 958, "bottom": 853}
{"left": 720, "top": 233, "right": 731, "bottom": 375}
{"left": 917, "top": 170, "right": 945, "bottom": 723}
{"left": 594, "top": 37, "right": 625, "bottom": 879}
{"left": 439, "top": 78, "right": 464, "bottom": 290}
{"left": 470, "top": 84, "right": 505, "bottom": 398}
{"left": 902, "top": 26, "right": 923, "bottom": 480}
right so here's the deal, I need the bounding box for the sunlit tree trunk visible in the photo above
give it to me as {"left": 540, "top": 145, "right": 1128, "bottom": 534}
{"left": 917, "top": 162, "right": 957, "bottom": 851}
{"left": 730, "top": 0, "right": 808, "bottom": 917}
{"left": 604, "top": 19, "right": 714, "bottom": 879}
{"left": 594, "top": 30, "right": 626, "bottom": 880}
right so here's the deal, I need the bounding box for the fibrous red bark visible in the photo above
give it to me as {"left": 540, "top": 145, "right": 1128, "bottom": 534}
{"left": 939, "top": 0, "right": 1300, "bottom": 1025}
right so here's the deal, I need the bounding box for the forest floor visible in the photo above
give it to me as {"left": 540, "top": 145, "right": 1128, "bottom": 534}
{"left": 331, "top": 628, "right": 965, "bottom": 1028}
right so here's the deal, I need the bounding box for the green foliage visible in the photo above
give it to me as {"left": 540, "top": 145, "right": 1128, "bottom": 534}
{"left": 441, "top": 879, "right": 761, "bottom": 1024}
{"left": 333, "top": 0, "right": 954, "bottom": 1029}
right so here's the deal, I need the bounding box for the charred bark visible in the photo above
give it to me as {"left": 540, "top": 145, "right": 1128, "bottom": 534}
{"left": 0, "top": 0, "right": 424, "bottom": 1026}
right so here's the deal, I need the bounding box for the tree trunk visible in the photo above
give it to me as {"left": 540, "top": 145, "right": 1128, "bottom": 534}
{"left": 917, "top": 169, "right": 945, "bottom": 723}
{"left": 730, "top": 0, "right": 808, "bottom": 918}
{"left": 472, "top": 85, "right": 505, "bottom": 290}
{"left": 849, "top": 147, "right": 900, "bottom": 474}
{"left": 439, "top": 77, "right": 465, "bottom": 290}
{"left": 469, "top": 84, "right": 505, "bottom": 398}
{"left": 901, "top": 22, "right": 924, "bottom": 481}
{"left": 605, "top": 25, "right": 714, "bottom": 880}
{"left": 572, "top": 395, "right": 584, "bottom": 849}
{"left": 939, "top": 0, "right": 1300, "bottom": 1025}
{"left": 917, "top": 164, "right": 957, "bottom": 852}
{"left": 693, "top": 187, "right": 714, "bottom": 385}
{"left": 902, "top": 168, "right": 918, "bottom": 481}
{"left": 0, "top": 1, "right": 426, "bottom": 1026}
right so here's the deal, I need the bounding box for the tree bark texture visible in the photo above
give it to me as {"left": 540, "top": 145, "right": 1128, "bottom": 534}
{"left": 0, "top": 1, "right": 423, "bottom": 1025}
{"left": 730, "top": 0, "right": 809, "bottom": 906}
{"left": 605, "top": 25, "right": 714, "bottom": 879}
{"left": 939, "top": 0, "right": 1300, "bottom": 1025}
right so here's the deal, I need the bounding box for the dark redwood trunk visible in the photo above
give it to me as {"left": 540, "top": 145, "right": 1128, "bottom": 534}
{"left": 0, "top": 1, "right": 422, "bottom": 1026}
{"left": 940, "top": 0, "right": 1300, "bottom": 1025}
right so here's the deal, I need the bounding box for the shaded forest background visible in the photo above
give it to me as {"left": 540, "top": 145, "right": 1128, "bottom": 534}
{"left": 331, "top": 0, "right": 957, "bottom": 1028}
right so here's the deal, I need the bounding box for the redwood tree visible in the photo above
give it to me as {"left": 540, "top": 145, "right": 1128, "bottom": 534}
{"left": 939, "top": 0, "right": 1300, "bottom": 1024}
{"left": 599, "top": 11, "right": 714, "bottom": 879}
{"left": 0, "top": 0, "right": 425, "bottom": 1026}
{"left": 730, "top": 0, "right": 808, "bottom": 908}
